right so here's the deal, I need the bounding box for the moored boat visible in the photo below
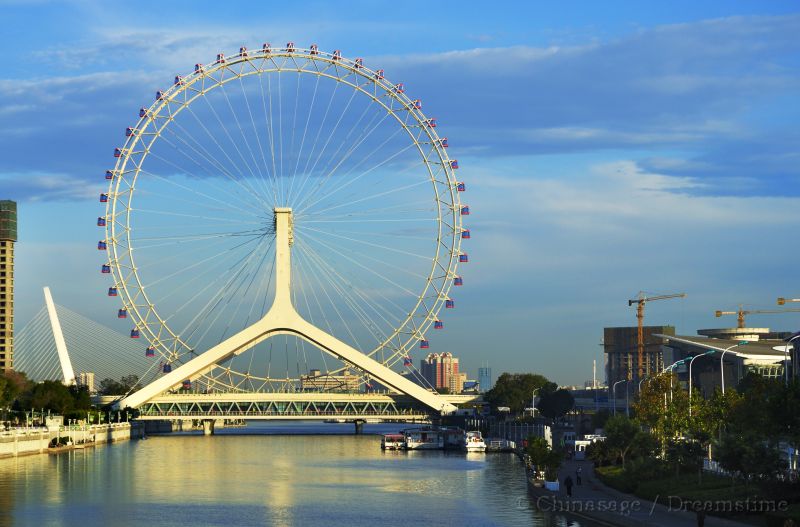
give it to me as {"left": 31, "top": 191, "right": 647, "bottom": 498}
{"left": 381, "top": 433, "right": 405, "bottom": 450}
{"left": 403, "top": 427, "right": 444, "bottom": 450}
{"left": 486, "top": 438, "right": 516, "bottom": 452}
{"left": 462, "top": 430, "right": 486, "bottom": 452}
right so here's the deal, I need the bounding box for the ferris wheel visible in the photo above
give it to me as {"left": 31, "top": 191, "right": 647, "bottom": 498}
{"left": 99, "top": 43, "right": 469, "bottom": 394}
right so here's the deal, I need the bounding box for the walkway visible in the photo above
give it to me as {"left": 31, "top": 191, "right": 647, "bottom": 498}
{"left": 532, "top": 458, "right": 760, "bottom": 527}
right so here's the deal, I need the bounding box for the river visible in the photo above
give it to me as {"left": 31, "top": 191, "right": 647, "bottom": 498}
{"left": 0, "top": 422, "right": 582, "bottom": 526}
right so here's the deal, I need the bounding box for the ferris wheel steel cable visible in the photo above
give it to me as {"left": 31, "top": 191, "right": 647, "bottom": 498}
{"left": 101, "top": 44, "right": 466, "bottom": 396}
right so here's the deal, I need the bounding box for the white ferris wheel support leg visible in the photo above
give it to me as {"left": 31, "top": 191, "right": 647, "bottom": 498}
{"left": 117, "top": 208, "right": 456, "bottom": 415}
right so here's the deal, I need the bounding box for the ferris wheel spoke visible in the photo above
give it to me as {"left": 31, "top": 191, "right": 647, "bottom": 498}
{"left": 296, "top": 77, "right": 340, "bottom": 197}
{"left": 155, "top": 118, "right": 269, "bottom": 210}
{"left": 181, "top": 104, "right": 272, "bottom": 205}
{"left": 296, "top": 225, "right": 434, "bottom": 261}
{"left": 297, "top": 239, "right": 397, "bottom": 344}
{"left": 297, "top": 133, "right": 414, "bottom": 214}
{"left": 237, "top": 73, "right": 275, "bottom": 201}
{"left": 196, "top": 92, "right": 269, "bottom": 204}
{"left": 257, "top": 70, "right": 279, "bottom": 204}
{"left": 286, "top": 73, "right": 321, "bottom": 202}
{"left": 217, "top": 78, "right": 269, "bottom": 201}
{"left": 293, "top": 106, "right": 396, "bottom": 213}
{"left": 297, "top": 228, "right": 420, "bottom": 298}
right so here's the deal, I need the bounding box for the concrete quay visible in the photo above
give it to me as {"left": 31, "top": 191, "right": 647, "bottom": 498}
{"left": 0, "top": 422, "right": 144, "bottom": 458}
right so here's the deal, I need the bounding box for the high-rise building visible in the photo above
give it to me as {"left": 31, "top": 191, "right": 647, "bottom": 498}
{"left": 78, "top": 372, "right": 96, "bottom": 393}
{"left": 604, "top": 325, "right": 675, "bottom": 386}
{"left": 477, "top": 366, "right": 492, "bottom": 393}
{"left": 0, "top": 200, "right": 16, "bottom": 373}
{"left": 420, "top": 352, "right": 460, "bottom": 392}
{"left": 300, "top": 369, "right": 360, "bottom": 392}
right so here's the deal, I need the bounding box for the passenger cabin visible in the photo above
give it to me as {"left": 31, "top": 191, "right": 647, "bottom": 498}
{"left": 105, "top": 170, "right": 113, "bottom": 180}
{"left": 439, "top": 138, "right": 449, "bottom": 148}
{"left": 460, "top": 205, "right": 470, "bottom": 215}
{"left": 182, "top": 380, "right": 192, "bottom": 390}
{"left": 411, "top": 99, "right": 422, "bottom": 110}
{"left": 262, "top": 43, "right": 271, "bottom": 53}
{"left": 97, "top": 217, "right": 106, "bottom": 227}
{"left": 420, "top": 339, "right": 430, "bottom": 349}
{"left": 125, "top": 127, "right": 134, "bottom": 137}
{"left": 139, "top": 108, "right": 147, "bottom": 118}
{"left": 450, "top": 160, "right": 459, "bottom": 169}
{"left": 108, "top": 287, "right": 118, "bottom": 297}
{"left": 375, "top": 69, "right": 384, "bottom": 79}
{"left": 354, "top": 58, "right": 363, "bottom": 69}
{"left": 100, "top": 193, "right": 109, "bottom": 203}
{"left": 445, "top": 299, "right": 455, "bottom": 309}
{"left": 456, "top": 182, "right": 466, "bottom": 192}
{"left": 130, "top": 329, "right": 140, "bottom": 339}
{"left": 145, "top": 347, "right": 155, "bottom": 358}
{"left": 425, "top": 118, "right": 437, "bottom": 128}
{"left": 461, "top": 229, "right": 471, "bottom": 239}
{"left": 174, "top": 76, "right": 184, "bottom": 86}
{"left": 117, "top": 309, "right": 127, "bottom": 319}
{"left": 216, "top": 53, "right": 226, "bottom": 64}
{"left": 403, "top": 357, "right": 413, "bottom": 366}
{"left": 459, "top": 253, "right": 469, "bottom": 263}
{"left": 239, "top": 46, "right": 248, "bottom": 57}
{"left": 101, "top": 264, "right": 111, "bottom": 274}
{"left": 97, "top": 241, "right": 107, "bottom": 250}
{"left": 332, "top": 50, "right": 342, "bottom": 60}
{"left": 394, "top": 83, "right": 404, "bottom": 93}
{"left": 453, "top": 277, "right": 463, "bottom": 286}
{"left": 195, "top": 63, "right": 203, "bottom": 73}
{"left": 309, "top": 44, "right": 319, "bottom": 55}
{"left": 163, "top": 364, "right": 172, "bottom": 373}
{"left": 113, "top": 148, "right": 122, "bottom": 158}
{"left": 156, "top": 91, "right": 164, "bottom": 100}
{"left": 434, "top": 320, "right": 444, "bottom": 329}
{"left": 286, "top": 42, "right": 295, "bottom": 52}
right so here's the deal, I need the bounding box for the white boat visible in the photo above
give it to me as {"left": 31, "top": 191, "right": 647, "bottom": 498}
{"left": 403, "top": 427, "right": 444, "bottom": 450}
{"left": 462, "top": 431, "right": 487, "bottom": 452}
{"left": 381, "top": 433, "right": 405, "bottom": 450}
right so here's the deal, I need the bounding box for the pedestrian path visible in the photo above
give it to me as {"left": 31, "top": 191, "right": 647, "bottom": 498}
{"left": 533, "top": 458, "right": 759, "bottom": 527}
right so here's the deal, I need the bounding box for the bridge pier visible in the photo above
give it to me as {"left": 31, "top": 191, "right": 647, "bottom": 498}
{"left": 354, "top": 420, "right": 365, "bottom": 435}
{"left": 202, "top": 419, "right": 215, "bottom": 436}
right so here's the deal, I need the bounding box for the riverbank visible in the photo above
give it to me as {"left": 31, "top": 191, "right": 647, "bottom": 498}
{"left": 0, "top": 422, "right": 144, "bottom": 458}
{"left": 527, "top": 458, "right": 764, "bottom": 527}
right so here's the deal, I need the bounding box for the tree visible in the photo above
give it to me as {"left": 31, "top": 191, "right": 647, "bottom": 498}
{"left": 716, "top": 431, "right": 786, "bottom": 486}
{"left": 99, "top": 375, "right": 141, "bottom": 396}
{"left": 604, "top": 414, "right": 643, "bottom": 468}
{"left": 536, "top": 389, "right": 574, "bottom": 422}
{"left": 21, "top": 380, "right": 75, "bottom": 414}
{"left": 485, "top": 373, "right": 552, "bottom": 414}
{"left": 526, "top": 436, "right": 562, "bottom": 481}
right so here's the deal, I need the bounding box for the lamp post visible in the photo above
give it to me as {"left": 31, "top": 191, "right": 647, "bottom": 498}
{"left": 783, "top": 334, "right": 800, "bottom": 387}
{"left": 612, "top": 380, "right": 627, "bottom": 415}
{"left": 720, "top": 341, "right": 748, "bottom": 394}
{"left": 531, "top": 388, "right": 540, "bottom": 418}
{"left": 689, "top": 350, "right": 715, "bottom": 417}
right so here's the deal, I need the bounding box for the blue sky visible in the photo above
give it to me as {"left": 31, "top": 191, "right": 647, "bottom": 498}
{"left": 3, "top": 0, "right": 800, "bottom": 386}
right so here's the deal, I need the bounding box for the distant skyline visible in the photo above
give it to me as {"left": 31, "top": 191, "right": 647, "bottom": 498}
{"left": 3, "top": 1, "right": 800, "bottom": 385}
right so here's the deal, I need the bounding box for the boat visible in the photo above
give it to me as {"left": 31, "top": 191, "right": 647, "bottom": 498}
{"left": 381, "top": 433, "right": 405, "bottom": 450}
{"left": 461, "top": 430, "right": 487, "bottom": 452}
{"left": 403, "top": 427, "right": 444, "bottom": 450}
{"left": 486, "top": 438, "right": 516, "bottom": 452}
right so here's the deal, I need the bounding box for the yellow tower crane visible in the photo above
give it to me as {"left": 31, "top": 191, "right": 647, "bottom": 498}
{"left": 628, "top": 292, "right": 687, "bottom": 380}
{"left": 715, "top": 305, "right": 800, "bottom": 328}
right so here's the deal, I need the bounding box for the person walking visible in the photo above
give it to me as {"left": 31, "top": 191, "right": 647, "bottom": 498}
{"left": 576, "top": 467, "right": 582, "bottom": 485}
{"left": 564, "top": 475, "right": 574, "bottom": 497}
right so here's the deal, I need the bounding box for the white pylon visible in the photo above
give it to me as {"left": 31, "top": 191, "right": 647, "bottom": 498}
{"left": 118, "top": 208, "right": 456, "bottom": 414}
{"left": 43, "top": 286, "right": 76, "bottom": 385}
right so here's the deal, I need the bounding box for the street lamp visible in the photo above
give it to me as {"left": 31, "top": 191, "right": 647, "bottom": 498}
{"left": 720, "top": 341, "right": 748, "bottom": 394}
{"left": 612, "top": 380, "right": 627, "bottom": 415}
{"left": 783, "top": 333, "right": 800, "bottom": 387}
{"left": 689, "top": 350, "right": 715, "bottom": 417}
{"left": 531, "top": 388, "right": 540, "bottom": 418}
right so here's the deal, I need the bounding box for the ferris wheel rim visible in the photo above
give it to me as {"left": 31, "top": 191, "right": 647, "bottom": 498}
{"left": 103, "top": 44, "right": 464, "bottom": 387}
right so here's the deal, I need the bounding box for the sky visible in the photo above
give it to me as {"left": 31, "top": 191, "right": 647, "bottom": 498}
{"left": 2, "top": 0, "right": 800, "bottom": 386}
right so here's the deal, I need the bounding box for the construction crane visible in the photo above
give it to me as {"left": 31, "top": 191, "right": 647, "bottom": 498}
{"left": 628, "top": 292, "right": 687, "bottom": 380}
{"left": 777, "top": 297, "right": 800, "bottom": 306}
{"left": 715, "top": 305, "right": 800, "bottom": 328}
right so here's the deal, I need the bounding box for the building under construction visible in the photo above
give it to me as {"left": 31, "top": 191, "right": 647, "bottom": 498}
{"left": 604, "top": 326, "right": 675, "bottom": 386}
{"left": 0, "top": 200, "right": 17, "bottom": 372}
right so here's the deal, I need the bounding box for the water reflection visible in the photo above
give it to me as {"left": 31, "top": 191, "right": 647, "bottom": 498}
{"left": 0, "top": 423, "right": 583, "bottom": 526}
